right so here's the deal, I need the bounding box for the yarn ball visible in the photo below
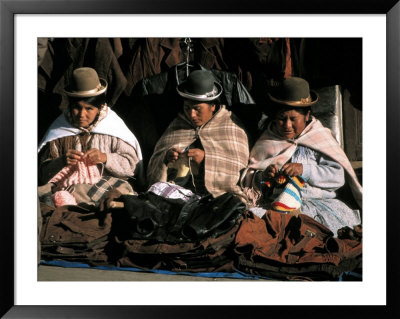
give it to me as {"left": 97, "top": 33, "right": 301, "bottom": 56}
{"left": 52, "top": 190, "right": 78, "bottom": 207}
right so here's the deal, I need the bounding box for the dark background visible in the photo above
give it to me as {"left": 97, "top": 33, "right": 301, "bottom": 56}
{"left": 38, "top": 37, "right": 362, "bottom": 171}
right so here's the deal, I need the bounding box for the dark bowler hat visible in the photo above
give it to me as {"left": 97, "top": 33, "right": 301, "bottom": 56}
{"left": 64, "top": 67, "right": 108, "bottom": 98}
{"left": 268, "top": 77, "right": 318, "bottom": 107}
{"left": 176, "top": 70, "right": 223, "bottom": 102}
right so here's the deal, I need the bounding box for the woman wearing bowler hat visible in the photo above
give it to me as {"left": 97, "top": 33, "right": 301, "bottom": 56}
{"left": 147, "top": 69, "right": 250, "bottom": 201}
{"left": 38, "top": 67, "right": 143, "bottom": 205}
{"left": 241, "top": 77, "right": 362, "bottom": 235}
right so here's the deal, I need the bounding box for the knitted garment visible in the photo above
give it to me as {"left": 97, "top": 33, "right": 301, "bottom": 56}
{"left": 271, "top": 176, "right": 305, "bottom": 212}
{"left": 49, "top": 157, "right": 102, "bottom": 190}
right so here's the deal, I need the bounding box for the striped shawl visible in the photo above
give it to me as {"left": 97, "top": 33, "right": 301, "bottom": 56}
{"left": 241, "top": 116, "right": 362, "bottom": 208}
{"left": 147, "top": 106, "right": 249, "bottom": 201}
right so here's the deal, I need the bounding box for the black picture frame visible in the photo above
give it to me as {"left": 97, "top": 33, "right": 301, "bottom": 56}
{"left": 1, "top": 0, "right": 399, "bottom": 318}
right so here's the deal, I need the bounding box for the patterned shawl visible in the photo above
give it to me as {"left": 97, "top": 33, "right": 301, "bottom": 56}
{"left": 147, "top": 106, "right": 249, "bottom": 200}
{"left": 241, "top": 116, "right": 362, "bottom": 208}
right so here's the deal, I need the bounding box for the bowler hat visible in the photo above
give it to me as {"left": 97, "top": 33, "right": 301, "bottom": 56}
{"left": 268, "top": 77, "right": 318, "bottom": 107}
{"left": 64, "top": 67, "right": 108, "bottom": 98}
{"left": 176, "top": 70, "right": 223, "bottom": 102}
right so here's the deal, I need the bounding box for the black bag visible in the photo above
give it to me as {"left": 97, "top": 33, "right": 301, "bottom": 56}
{"left": 174, "top": 193, "right": 246, "bottom": 240}
{"left": 111, "top": 192, "right": 246, "bottom": 243}
{"left": 110, "top": 192, "right": 187, "bottom": 242}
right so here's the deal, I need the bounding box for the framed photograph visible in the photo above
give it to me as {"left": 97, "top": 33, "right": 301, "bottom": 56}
{"left": 1, "top": 0, "right": 399, "bottom": 317}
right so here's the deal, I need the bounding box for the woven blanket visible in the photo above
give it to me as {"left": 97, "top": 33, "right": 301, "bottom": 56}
{"left": 241, "top": 117, "right": 362, "bottom": 207}
{"left": 147, "top": 106, "right": 249, "bottom": 200}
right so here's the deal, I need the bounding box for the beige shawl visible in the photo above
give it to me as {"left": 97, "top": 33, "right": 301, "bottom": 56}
{"left": 147, "top": 106, "right": 249, "bottom": 200}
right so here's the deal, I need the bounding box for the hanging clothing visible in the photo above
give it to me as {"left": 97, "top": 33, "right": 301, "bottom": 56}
{"left": 194, "top": 38, "right": 229, "bottom": 71}
{"left": 120, "top": 38, "right": 184, "bottom": 96}
{"left": 223, "top": 38, "right": 303, "bottom": 104}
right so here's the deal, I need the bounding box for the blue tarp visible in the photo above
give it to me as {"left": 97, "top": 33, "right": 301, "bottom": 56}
{"left": 41, "top": 260, "right": 361, "bottom": 281}
{"left": 40, "top": 260, "right": 272, "bottom": 280}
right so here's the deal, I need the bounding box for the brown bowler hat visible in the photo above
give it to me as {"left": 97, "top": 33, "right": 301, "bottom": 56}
{"left": 64, "top": 67, "right": 107, "bottom": 98}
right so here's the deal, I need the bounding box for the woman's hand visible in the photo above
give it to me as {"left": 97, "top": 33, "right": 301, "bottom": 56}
{"left": 262, "top": 164, "right": 279, "bottom": 179}
{"left": 83, "top": 148, "right": 107, "bottom": 165}
{"left": 187, "top": 148, "right": 205, "bottom": 165}
{"left": 65, "top": 149, "right": 84, "bottom": 166}
{"left": 281, "top": 163, "right": 303, "bottom": 177}
{"left": 165, "top": 148, "right": 182, "bottom": 164}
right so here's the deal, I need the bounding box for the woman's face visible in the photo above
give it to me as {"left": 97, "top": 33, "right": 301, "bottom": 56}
{"left": 71, "top": 100, "right": 100, "bottom": 128}
{"left": 183, "top": 100, "right": 216, "bottom": 127}
{"left": 274, "top": 109, "right": 310, "bottom": 139}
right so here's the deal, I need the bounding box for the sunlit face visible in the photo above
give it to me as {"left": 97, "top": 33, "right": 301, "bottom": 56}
{"left": 183, "top": 100, "right": 216, "bottom": 127}
{"left": 274, "top": 109, "right": 310, "bottom": 139}
{"left": 71, "top": 100, "right": 100, "bottom": 128}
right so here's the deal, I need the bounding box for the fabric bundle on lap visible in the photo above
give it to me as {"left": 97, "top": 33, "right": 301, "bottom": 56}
{"left": 147, "top": 181, "right": 200, "bottom": 202}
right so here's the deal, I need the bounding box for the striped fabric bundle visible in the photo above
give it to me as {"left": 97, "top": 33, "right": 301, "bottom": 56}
{"left": 271, "top": 176, "right": 305, "bottom": 212}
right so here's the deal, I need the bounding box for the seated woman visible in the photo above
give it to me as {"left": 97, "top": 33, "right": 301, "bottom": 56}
{"left": 241, "top": 77, "right": 362, "bottom": 235}
{"left": 146, "top": 70, "right": 250, "bottom": 202}
{"left": 38, "top": 67, "right": 143, "bottom": 207}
